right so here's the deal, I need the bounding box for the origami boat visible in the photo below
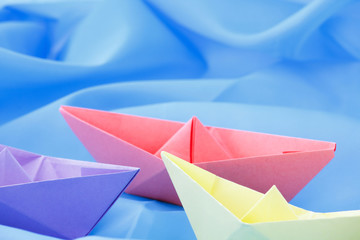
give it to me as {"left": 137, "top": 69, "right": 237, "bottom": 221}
{"left": 162, "top": 152, "right": 360, "bottom": 240}
{"left": 60, "top": 105, "right": 336, "bottom": 205}
{"left": 0, "top": 144, "right": 139, "bottom": 239}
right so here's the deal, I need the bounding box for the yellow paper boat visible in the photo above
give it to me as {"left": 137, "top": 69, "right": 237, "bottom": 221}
{"left": 161, "top": 152, "right": 360, "bottom": 240}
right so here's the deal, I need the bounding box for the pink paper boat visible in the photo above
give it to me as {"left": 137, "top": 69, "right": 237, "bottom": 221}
{"left": 60, "top": 105, "right": 336, "bottom": 205}
{"left": 0, "top": 144, "right": 139, "bottom": 239}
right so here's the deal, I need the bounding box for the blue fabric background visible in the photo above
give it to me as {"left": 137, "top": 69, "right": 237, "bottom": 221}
{"left": 0, "top": 0, "right": 359, "bottom": 239}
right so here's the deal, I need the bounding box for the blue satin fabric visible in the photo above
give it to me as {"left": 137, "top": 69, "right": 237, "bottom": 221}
{"left": 0, "top": 0, "right": 360, "bottom": 239}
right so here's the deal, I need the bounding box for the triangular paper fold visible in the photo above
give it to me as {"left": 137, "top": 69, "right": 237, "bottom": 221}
{"left": 155, "top": 116, "right": 231, "bottom": 163}
{"left": 60, "top": 105, "right": 336, "bottom": 205}
{"left": 162, "top": 152, "right": 360, "bottom": 240}
{"left": 0, "top": 148, "right": 32, "bottom": 186}
{"left": 241, "top": 186, "right": 298, "bottom": 223}
{"left": 0, "top": 144, "right": 139, "bottom": 239}
{"left": 154, "top": 117, "right": 193, "bottom": 162}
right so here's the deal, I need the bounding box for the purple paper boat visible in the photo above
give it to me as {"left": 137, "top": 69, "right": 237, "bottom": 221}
{"left": 0, "top": 144, "right": 139, "bottom": 239}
